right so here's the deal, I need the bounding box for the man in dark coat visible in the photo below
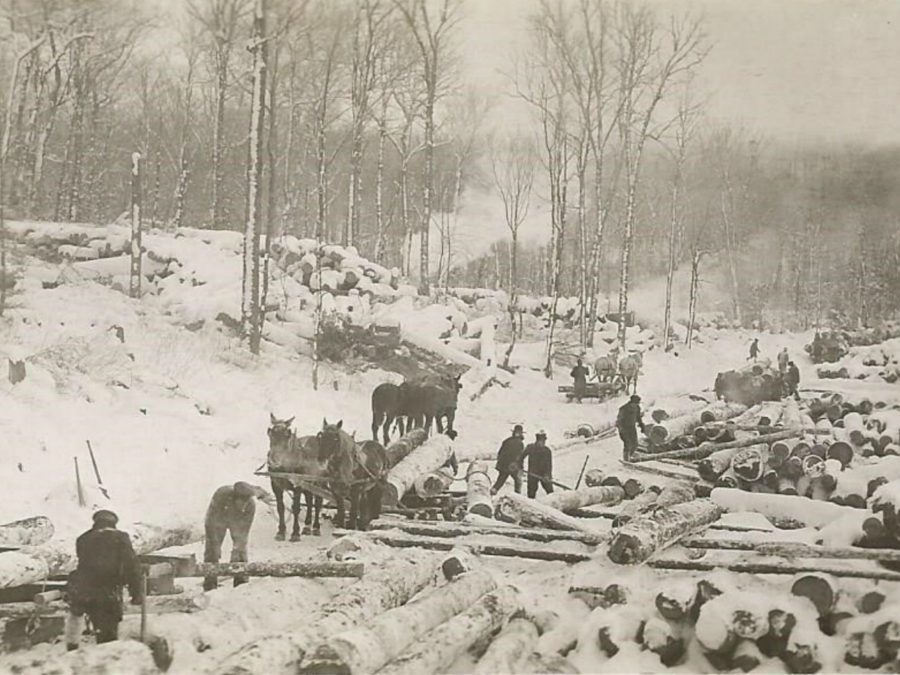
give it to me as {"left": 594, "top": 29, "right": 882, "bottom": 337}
{"left": 204, "top": 482, "right": 273, "bottom": 591}
{"left": 748, "top": 338, "right": 760, "bottom": 361}
{"left": 785, "top": 361, "right": 801, "bottom": 399}
{"left": 570, "top": 358, "right": 590, "bottom": 403}
{"left": 492, "top": 425, "right": 525, "bottom": 494}
{"left": 65, "top": 510, "right": 141, "bottom": 650}
{"left": 617, "top": 394, "right": 646, "bottom": 461}
{"left": 522, "top": 431, "right": 554, "bottom": 498}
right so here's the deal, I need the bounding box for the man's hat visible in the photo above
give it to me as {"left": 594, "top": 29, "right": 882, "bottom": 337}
{"left": 536, "top": 429, "right": 547, "bottom": 438}
{"left": 233, "top": 481, "right": 257, "bottom": 499}
{"left": 513, "top": 424, "right": 524, "bottom": 434}
{"left": 630, "top": 394, "right": 641, "bottom": 403}
{"left": 92, "top": 509, "right": 118, "bottom": 527}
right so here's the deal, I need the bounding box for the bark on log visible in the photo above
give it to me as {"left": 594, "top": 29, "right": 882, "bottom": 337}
{"left": 0, "top": 520, "right": 201, "bottom": 589}
{"left": 709, "top": 487, "right": 858, "bottom": 528}
{"left": 356, "top": 530, "right": 594, "bottom": 564}
{"left": 612, "top": 488, "right": 660, "bottom": 528}
{"left": 414, "top": 467, "right": 456, "bottom": 499}
{"left": 384, "top": 429, "right": 429, "bottom": 468}
{"left": 697, "top": 447, "right": 741, "bottom": 482}
{"left": 190, "top": 561, "right": 363, "bottom": 578}
{"left": 367, "top": 519, "right": 598, "bottom": 544}
{"left": 399, "top": 329, "right": 512, "bottom": 385}
{"left": 633, "top": 429, "right": 799, "bottom": 463}
{"left": 607, "top": 499, "right": 724, "bottom": 564}
{"left": 377, "top": 586, "right": 520, "bottom": 675}
{"left": 217, "top": 552, "right": 439, "bottom": 675}
{"left": 383, "top": 435, "right": 453, "bottom": 506}
{"left": 495, "top": 494, "right": 606, "bottom": 544}
{"left": 0, "top": 516, "right": 54, "bottom": 548}
{"left": 679, "top": 538, "right": 900, "bottom": 563}
{"left": 0, "top": 639, "right": 157, "bottom": 674}
{"left": 648, "top": 402, "right": 747, "bottom": 445}
{"left": 301, "top": 569, "right": 497, "bottom": 674}
{"left": 649, "top": 558, "right": 900, "bottom": 582}
{"left": 537, "top": 486, "right": 624, "bottom": 512}
{"left": 473, "top": 617, "right": 539, "bottom": 674}
{"left": 466, "top": 462, "right": 493, "bottom": 518}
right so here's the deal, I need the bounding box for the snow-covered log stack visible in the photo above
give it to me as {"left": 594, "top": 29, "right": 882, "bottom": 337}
{"left": 714, "top": 365, "right": 783, "bottom": 407}
{"left": 0, "top": 516, "right": 54, "bottom": 548}
{"left": 646, "top": 401, "right": 748, "bottom": 448}
{"left": 382, "top": 434, "right": 453, "bottom": 506}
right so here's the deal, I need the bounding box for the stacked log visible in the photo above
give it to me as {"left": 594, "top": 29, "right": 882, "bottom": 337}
{"left": 466, "top": 462, "right": 493, "bottom": 517}
{"left": 382, "top": 434, "right": 453, "bottom": 506}
{"left": 495, "top": 494, "right": 606, "bottom": 544}
{"left": 714, "top": 363, "right": 782, "bottom": 406}
{"left": 0, "top": 516, "right": 54, "bottom": 548}
{"left": 473, "top": 617, "right": 539, "bottom": 673}
{"left": 647, "top": 402, "right": 747, "bottom": 447}
{"left": 537, "top": 485, "right": 625, "bottom": 512}
{"left": 383, "top": 429, "right": 429, "bottom": 468}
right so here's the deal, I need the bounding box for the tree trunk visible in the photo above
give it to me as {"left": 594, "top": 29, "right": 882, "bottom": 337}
{"left": 191, "top": 561, "right": 363, "bottom": 578}
{"left": 129, "top": 152, "right": 143, "bottom": 298}
{"left": 636, "top": 428, "right": 798, "bottom": 463}
{"left": 242, "top": 0, "right": 267, "bottom": 356}
{"left": 685, "top": 250, "right": 703, "bottom": 348}
{"left": 420, "top": 83, "right": 435, "bottom": 295}
{"left": 367, "top": 519, "right": 598, "bottom": 544}
{"left": 607, "top": 499, "right": 724, "bottom": 564}
{"left": 537, "top": 486, "right": 624, "bottom": 512}
{"left": 414, "top": 467, "right": 455, "bottom": 499}
{"left": 0, "top": 516, "right": 54, "bottom": 548}
{"left": 302, "top": 569, "right": 496, "bottom": 674}
{"left": 709, "top": 487, "right": 859, "bottom": 528}
{"left": 384, "top": 429, "right": 429, "bottom": 468}
{"left": 681, "top": 538, "right": 900, "bottom": 563}
{"left": 212, "top": 40, "right": 230, "bottom": 229}
{"left": 663, "top": 180, "right": 680, "bottom": 351}
{"left": 217, "top": 551, "right": 441, "bottom": 675}
{"left": 648, "top": 402, "right": 748, "bottom": 445}
{"left": 494, "top": 493, "right": 605, "bottom": 544}
{"left": 383, "top": 435, "right": 453, "bottom": 506}
{"left": 650, "top": 558, "right": 900, "bottom": 582}
{"left": 473, "top": 617, "right": 538, "bottom": 674}
{"left": 466, "top": 461, "right": 493, "bottom": 517}
{"left": 616, "top": 169, "right": 639, "bottom": 353}
{"left": 374, "top": 114, "right": 387, "bottom": 262}
{"left": 0, "top": 521, "right": 201, "bottom": 590}
{"left": 378, "top": 586, "right": 520, "bottom": 675}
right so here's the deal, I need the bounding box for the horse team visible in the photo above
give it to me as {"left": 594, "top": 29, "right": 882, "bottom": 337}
{"left": 593, "top": 349, "right": 643, "bottom": 394}
{"left": 265, "top": 373, "right": 463, "bottom": 541}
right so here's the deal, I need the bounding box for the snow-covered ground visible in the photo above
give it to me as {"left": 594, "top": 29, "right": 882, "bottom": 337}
{"left": 2, "top": 225, "right": 893, "bottom": 673}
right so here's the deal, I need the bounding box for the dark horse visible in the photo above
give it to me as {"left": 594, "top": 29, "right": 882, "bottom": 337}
{"left": 319, "top": 419, "right": 387, "bottom": 530}
{"left": 371, "top": 382, "right": 412, "bottom": 445}
{"left": 267, "top": 414, "right": 326, "bottom": 541}
{"left": 407, "top": 374, "right": 463, "bottom": 435}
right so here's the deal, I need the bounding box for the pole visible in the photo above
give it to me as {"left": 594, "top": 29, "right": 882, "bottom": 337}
{"left": 574, "top": 456, "right": 590, "bottom": 490}
{"left": 74, "top": 457, "right": 85, "bottom": 507}
{"left": 139, "top": 570, "right": 148, "bottom": 642}
{"left": 85, "top": 440, "right": 109, "bottom": 499}
{"left": 129, "top": 152, "right": 142, "bottom": 298}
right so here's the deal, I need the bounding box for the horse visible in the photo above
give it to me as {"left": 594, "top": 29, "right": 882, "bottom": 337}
{"left": 593, "top": 349, "right": 620, "bottom": 383}
{"left": 406, "top": 374, "right": 462, "bottom": 436}
{"left": 619, "top": 350, "right": 643, "bottom": 394}
{"left": 318, "top": 419, "right": 387, "bottom": 530}
{"left": 266, "top": 414, "right": 326, "bottom": 541}
{"left": 371, "top": 382, "right": 411, "bottom": 445}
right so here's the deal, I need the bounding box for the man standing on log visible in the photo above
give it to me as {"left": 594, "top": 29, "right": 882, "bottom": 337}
{"left": 617, "top": 394, "right": 646, "bottom": 461}
{"left": 203, "top": 482, "right": 273, "bottom": 591}
{"left": 65, "top": 510, "right": 141, "bottom": 650}
{"left": 748, "top": 338, "right": 760, "bottom": 361}
{"left": 522, "top": 430, "right": 554, "bottom": 498}
{"left": 492, "top": 425, "right": 525, "bottom": 494}
{"left": 570, "top": 357, "right": 590, "bottom": 403}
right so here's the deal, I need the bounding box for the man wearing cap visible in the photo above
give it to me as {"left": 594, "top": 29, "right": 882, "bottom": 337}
{"left": 570, "top": 357, "right": 590, "bottom": 403}
{"left": 65, "top": 510, "right": 141, "bottom": 650}
{"left": 617, "top": 394, "right": 647, "bottom": 461}
{"left": 492, "top": 425, "right": 525, "bottom": 494}
{"left": 203, "top": 482, "right": 274, "bottom": 591}
{"left": 522, "top": 431, "right": 554, "bottom": 498}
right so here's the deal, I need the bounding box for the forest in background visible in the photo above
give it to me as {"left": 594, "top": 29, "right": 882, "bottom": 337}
{"left": 0, "top": 0, "right": 898, "bottom": 348}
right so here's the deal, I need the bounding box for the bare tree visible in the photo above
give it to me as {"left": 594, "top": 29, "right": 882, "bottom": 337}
{"left": 242, "top": 0, "right": 268, "bottom": 354}
{"left": 613, "top": 6, "right": 707, "bottom": 352}
{"left": 393, "top": 0, "right": 461, "bottom": 294}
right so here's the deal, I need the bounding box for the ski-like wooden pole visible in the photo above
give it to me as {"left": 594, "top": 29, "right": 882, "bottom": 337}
{"left": 575, "top": 456, "right": 590, "bottom": 489}
{"left": 129, "top": 152, "right": 142, "bottom": 298}
{"left": 86, "top": 440, "right": 109, "bottom": 499}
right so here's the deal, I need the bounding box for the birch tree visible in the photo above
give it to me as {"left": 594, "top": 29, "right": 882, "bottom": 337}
{"left": 393, "top": 0, "right": 461, "bottom": 295}
{"left": 613, "top": 6, "right": 706, "bottom": 353}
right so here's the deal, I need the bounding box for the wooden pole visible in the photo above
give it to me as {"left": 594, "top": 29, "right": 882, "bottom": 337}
{"left": 189, "top": 561, "right": 364, "bottom": 578}
{"left": 139, "top": 570, "right": 148, "bottom": 643}
{"left": 575, "top": 456, "right": 590, "bottom": 489}
{"left": 85, "top": 440, "right": 109, "bottom": 499}
{"left": 74, "top": 457, "right": 85, "bottom": 507}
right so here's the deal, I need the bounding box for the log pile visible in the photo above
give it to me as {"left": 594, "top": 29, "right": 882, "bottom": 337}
{"left": 714, "top": 361, "right": 784, "bottom": 406}
{"left": 382, "top": 434, "right": 453, "bottom": 506}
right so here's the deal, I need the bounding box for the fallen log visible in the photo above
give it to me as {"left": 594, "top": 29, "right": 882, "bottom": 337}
{"left": 617, "top": 459, "right": 699, "bottom": 483}
{"left": 190, "top": 561, "right": 363, "bottom": 578}
{"left": 648, "top": 402, "right": 747, "bottom": 445}
{"left": 0, "top": 520, "right": 201, "bottom": 590}
{"left": 301, "top": 568, "right": 497, "bottom": 674}
{"left": 383, "top": 434, "right": 453, "bottom": 506}
{"left": 612, "top": 487, "right": 661, "bottom": 528}
{"left": 495, "top": 493, "right": 606, "bottom": 544}
{"left": 537, "top": 486, "right": 624, "bottom": 512}
{"left": 378, "top": 586, "right": 520, "bottom": 675}
{"left": 473, "top": 617, "right": 539, "bottom": 674}
{"left": 679, "top": 538, "right": 900, "bottom": 562}
{"left": 697, "top": 447, "right": 741, "bottom": 482}
{"left": 607, "top": 499, "right": 724, "bottom": 564}
{"left": 352, "top": 530, "right": 593, "bottom": 564}
{"left": 0, "top": 516, "right": 54, "bottom": 548}
{"left": 414, "top": 466, "right": 456, "bottom": 499}
{"left": 466, "top": 462, "right": 493, "bottom": 518}
{"left": 217, "top": 551, "right": 439, "bottom": 675}
{"left": 649, "top": 558, "right": 900, "bottom": 582}
{"left": 0, "top": 639, "right": 158, "bottom": 674}
{"left": 709, "top": 487, "right": 859, "bottom": 528}
{"left": 366, "top": 519, "right": 598, "bottom": 544}
{"left": 384, "top": 429, "right": 429, "bottom": 468}
{"left": 632, "top": 428, "right": 799, "bottom": 463}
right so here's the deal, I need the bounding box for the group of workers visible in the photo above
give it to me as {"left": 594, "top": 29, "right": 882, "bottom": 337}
{"left": 492, "top": 425, "right": 556, "bottom": 498}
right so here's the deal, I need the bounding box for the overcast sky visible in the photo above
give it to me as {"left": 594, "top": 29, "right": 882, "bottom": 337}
{"left": 461, "top": 0, "right": 900, "bottom": 146}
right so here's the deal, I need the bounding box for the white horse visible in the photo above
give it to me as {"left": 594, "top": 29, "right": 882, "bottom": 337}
{"left": 593, "top": 348, "right": 620, "bottom": 383}
{"left": 619, "top": 350, "right": 643, "bottom": 394}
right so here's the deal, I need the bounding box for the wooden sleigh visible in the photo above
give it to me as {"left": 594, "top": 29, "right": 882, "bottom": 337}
{"left": 558, "top": 375, "right": 626, "bottom": 402}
